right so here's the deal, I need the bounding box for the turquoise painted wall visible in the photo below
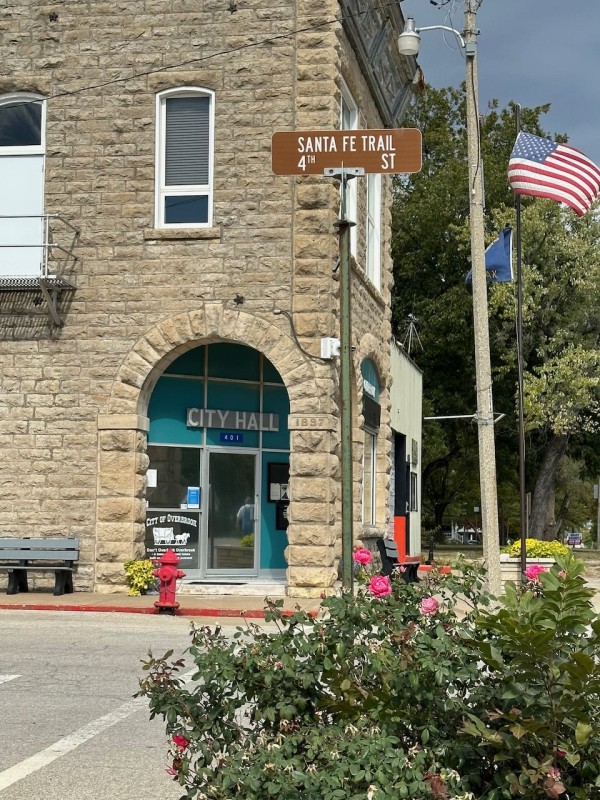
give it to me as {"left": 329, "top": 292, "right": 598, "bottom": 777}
{"left": 147, "top": 343, "right": 290, "bottom": 572}
{"left": 260, "top": 451, "right": 289, "bottom": 570}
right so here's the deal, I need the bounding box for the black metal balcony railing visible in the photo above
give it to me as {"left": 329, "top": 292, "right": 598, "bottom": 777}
{"left": 0, "top": 213, "right": 79, "bottom": 284}
{"left": 0, "top": 214, "right": 79, "bottom": 326}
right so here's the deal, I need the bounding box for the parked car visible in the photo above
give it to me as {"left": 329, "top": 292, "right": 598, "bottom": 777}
{"left": 565, "top": 532, "right": 584, "bottom": 548}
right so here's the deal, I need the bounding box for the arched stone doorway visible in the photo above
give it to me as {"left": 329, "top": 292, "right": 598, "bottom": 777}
{"left": 144, "top": 341, "right": 290, "bottom": 580}
{"left": 94, "top": 305, "right": 339, "bottom": 596}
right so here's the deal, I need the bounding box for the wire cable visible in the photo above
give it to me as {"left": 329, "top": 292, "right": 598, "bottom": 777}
{"left": 0, "top": 1, "right": 404, "bottom": 114}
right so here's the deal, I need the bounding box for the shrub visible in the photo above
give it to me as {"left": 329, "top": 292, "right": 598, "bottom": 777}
{"left": 139, "top": 554, "right": 600, "bottom": 799}
{"left": 123, "top": 559, "right": 155, "bottom": 596}
{"left": 239, "top": 534, "right": 254, "bottom": 548}
{"left": 503, "top": 538, "right": 570, "bottom": 559}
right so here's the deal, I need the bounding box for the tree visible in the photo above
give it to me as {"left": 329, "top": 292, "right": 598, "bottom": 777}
{"left": 392, "top": 85, "right": 600, "bottom": 540}
{"left": 490, "top": 201, "right": 600, "bottom": 537}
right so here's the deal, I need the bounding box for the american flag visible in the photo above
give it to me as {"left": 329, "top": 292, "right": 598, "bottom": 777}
{"left": 508, "top": 131, "right": 600, "bottom": 216}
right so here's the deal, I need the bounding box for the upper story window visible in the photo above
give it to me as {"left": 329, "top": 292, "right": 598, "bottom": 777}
{"left": 155, "top": 88, "right": 214, "bottom": 229}
{"left": 340, "top": 82, "right": 358, "bottom": 257}
{"left": 0, "top": 94, "right": 45, "bottom": 153}
{"left": 0, "top": 93, "right": 46, "bottom": 278}
{"left": 366, "top": 173, "right": 381, "bottom": 290}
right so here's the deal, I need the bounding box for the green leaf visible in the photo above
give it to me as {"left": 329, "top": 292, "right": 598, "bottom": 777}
{"left": 575, "top": 721, "right": 593, "bottom": 746}
{"left": 511, "top": 723, "right": 527, "bottom": 740}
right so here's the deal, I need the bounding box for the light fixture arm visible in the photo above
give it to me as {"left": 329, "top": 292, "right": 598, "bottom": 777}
{"left": 414, "top": 24, "right": 466, "bottom": 50}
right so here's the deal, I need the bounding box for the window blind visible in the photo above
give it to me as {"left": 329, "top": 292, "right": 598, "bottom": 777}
{"left": 165, "top": 96, "right": 210, "bottom": 186}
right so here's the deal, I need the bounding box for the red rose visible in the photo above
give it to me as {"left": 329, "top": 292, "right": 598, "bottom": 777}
{"left": 172, "top": 734, "right": 190, "bottom": 750}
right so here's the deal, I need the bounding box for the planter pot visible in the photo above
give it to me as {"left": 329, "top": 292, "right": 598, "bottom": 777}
{"left": 499, "top": 556, "right": 555, "bottom": 585}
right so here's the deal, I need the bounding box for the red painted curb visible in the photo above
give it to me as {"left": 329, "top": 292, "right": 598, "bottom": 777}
{"left": 0, "top": 603, "right": 316, "bottom": 618}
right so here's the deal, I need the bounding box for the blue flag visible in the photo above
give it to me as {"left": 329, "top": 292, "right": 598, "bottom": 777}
{"left": 466, "top": 226, "right": 513, "bottom": 284}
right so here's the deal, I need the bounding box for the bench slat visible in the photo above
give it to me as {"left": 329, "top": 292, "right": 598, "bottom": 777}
{"left": 0, "top": 550, "right": 79, "bottom": 561}
{"left": 0, "top": 538, "right": 79, "bottom": 550}
{"left": 3, "top": 565, "right": 73, "bottom": 571}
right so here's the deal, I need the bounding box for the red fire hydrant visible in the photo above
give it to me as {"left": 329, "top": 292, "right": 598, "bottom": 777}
{"left": 153, "top": 549, "right": 185, "bottom": 615}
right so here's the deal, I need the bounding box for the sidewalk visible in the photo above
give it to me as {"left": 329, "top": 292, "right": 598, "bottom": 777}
{"left": 0, "top": 591, "right": 321, "bottom": 619}
{"left": 2, "top": 579, "right": 600, "bottom": 618}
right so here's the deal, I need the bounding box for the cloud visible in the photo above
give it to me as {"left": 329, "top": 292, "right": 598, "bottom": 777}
{"left": 401, "top": 0, "right": 600, "bottom": 163}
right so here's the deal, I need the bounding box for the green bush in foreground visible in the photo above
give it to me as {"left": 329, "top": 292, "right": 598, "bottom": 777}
{"left": 139, "top": 554, "right": 600, "bottom": 799}
{"left": 123, "top": 558, "right": 155, "bottom": 596}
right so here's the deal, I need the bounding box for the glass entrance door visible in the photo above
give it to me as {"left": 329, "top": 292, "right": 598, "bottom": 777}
{"left": 205, "top": 450, "right": 257, "bottom": 574}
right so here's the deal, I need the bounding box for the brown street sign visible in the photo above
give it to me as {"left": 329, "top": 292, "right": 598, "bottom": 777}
{"left": 271, "top": 128, "right": 422, "bottom": 176}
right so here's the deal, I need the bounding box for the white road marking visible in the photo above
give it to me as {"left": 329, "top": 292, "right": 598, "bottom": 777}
{"left": 0, "top": 675, "right": 20, "bottom": 685}
{"left": 0, "top": 668, "right": 196, "bottom": 793}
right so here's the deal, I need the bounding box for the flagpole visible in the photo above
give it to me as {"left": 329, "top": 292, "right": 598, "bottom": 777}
{"left": 514, "top": 104, "right": 528, "bottom": 580}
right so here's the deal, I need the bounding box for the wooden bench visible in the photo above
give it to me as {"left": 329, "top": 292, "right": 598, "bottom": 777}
{"left": 376, "top": 538, "right": 421, "bottom": 583}
{"left": 0, "top": 538, "right": 79, "bottom": 596}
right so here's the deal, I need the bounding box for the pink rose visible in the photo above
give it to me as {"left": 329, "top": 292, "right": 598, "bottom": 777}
{"left": 172, "top": 734, "right": 189, "bottom": 750}
{"left": 525, "top": 564, "right": 547, "bottom": 581}
{"left": 369, "top": 575, "right": 392, "bottom": 598}
{"left": 547, "top": 768, "right": 562, "bottom": 782}
{"left": 353, "top": 548, "right": 373, "bottom": 566}
{"left": 420, "top": 597, "right": 440, "bottom": 616}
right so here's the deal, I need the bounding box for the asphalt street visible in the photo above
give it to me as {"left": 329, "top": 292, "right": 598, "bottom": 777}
{"left": 0, "top": 610, "right": 212, "bottom": 800}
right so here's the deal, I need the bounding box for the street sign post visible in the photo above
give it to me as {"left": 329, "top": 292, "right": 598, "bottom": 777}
{"left": 270, "top": 127, "right": 421, "bottom": 592}
{"left": 271, "top": 128, "right": 422, "bottom": 175}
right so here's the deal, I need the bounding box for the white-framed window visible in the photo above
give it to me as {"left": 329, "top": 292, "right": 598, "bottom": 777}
{"left": 0, "top": 93, "right": 46, "bottom": 277}
{"left": 362, "top": 429, "right": 377, "bottom": 525}
{"left": 340, "top": 82, "right": 358, "bottom": 257}
{"left": 155, "top": 87, "right": 214, "bottom": 229}
{"left": 366, "top": 173, "right": 381, "bottom": 289}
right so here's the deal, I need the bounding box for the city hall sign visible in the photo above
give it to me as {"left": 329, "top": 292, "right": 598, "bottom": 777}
{"left": 186, "top": 408, "right": 279, "bottom": 431}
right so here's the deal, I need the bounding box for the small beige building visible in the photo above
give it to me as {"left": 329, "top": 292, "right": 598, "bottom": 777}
{"left": 388, "top": 341, "right": 423, "bottom": 557}
{"left": 0, "top": 0, "right": 421, "bottom": 597}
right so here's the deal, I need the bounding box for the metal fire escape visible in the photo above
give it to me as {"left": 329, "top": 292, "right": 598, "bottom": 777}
{"left": 0, "top": 214, "right": 79, "bottom": 326}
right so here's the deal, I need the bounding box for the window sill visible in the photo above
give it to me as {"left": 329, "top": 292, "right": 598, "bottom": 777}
{"left": 144, "top": 226, "right": 222, "bottom": 242}
{"left": 360, "top": 525, "right": 387, "bottom": 540}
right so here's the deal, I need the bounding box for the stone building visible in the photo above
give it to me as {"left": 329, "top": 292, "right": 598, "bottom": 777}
{"left": 0, "top": 0, "right": 420, "bottom": 596}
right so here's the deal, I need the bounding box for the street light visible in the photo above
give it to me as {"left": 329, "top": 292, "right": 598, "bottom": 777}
{"left": 397, "top": 17, "right": 465, "bottom": 56}
{"left": 398, "top": 4, "right": 502, "bottom": 594}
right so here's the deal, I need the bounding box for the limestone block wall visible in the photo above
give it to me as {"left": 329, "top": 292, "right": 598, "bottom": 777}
{"left": 0, "top": 0, "right": 406, "bottom": 595}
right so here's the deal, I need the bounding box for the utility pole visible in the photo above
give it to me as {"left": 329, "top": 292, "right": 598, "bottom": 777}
{"left": 464, "top": 0, "right": 501, "bottom": 594}
{"left": 332, "top": 167, "right": 362, "bottom": 594}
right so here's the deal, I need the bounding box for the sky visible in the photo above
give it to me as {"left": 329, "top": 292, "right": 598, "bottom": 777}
{"left": 399, "top": 0, "right": 600, "bottom": 167}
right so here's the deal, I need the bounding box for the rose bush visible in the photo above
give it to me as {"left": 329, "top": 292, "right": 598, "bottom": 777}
{"left": 139, "top": 553, "right": 600, "bottom": 800}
